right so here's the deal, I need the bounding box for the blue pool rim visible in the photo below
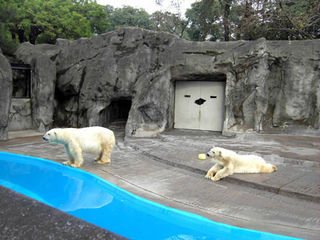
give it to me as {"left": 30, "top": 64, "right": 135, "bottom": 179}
{"left": 0, "top": 151, "right": 299, "bottom": 240}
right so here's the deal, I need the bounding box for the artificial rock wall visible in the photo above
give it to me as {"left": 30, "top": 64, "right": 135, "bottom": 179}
{"left": 0, "top": 49, "right": 12, "bottom": 140}
{"left": 0, "top": 27, "right": 319, "bottom": 139}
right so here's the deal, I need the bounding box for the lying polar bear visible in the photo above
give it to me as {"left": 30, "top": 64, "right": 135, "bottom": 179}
{"left": 205, "top": 146, "right": 277, "bottom": 181}
{"left": 43, "top": 126, "right": 115, "bottom": 168}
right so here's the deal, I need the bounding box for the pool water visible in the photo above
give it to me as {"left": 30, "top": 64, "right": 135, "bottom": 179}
{"left": 0, "top": 152, "right": 298, "bottom": 240}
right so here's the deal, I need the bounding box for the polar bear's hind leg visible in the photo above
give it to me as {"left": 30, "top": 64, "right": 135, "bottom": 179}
{"left": 260, "top": 163, "right": 277, "bottom": 173}
{"left": 96, "top": 141, "right": 114, "bottom": 164}
{"left": 95, "top": 147, "right": 110, "bottom": 164}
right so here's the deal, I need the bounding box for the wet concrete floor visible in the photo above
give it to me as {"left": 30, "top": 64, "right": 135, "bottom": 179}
{"left": 0, "top": 127, "right": 319, "bottom": 239}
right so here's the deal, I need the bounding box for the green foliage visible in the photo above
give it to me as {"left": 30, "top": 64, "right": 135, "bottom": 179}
{"left": 0, "top": 0, "right": 19, "bottom": 54}
{"left": 73, "top": 0, "right": 111, "bottom": 34}
{"left": 22, "top": 0, "right": 92, "bottom": 43}
{"left": 150, "top": 11, "right": 188, "bottom": 38}
{"left": 234, "top": 0, "right": 320, "bottom": 40}
{"left": 185, "top": 0, "right": 223, "bottom": 41}
{"left": 0, "top": 0, "right": 108, "bottom": 50}
{"left": 185, "top": 0, "right": 320, "bottom": 41}
{"left": 0, "top": 23, "right": 19, "bottom": 55}
{"left": 109, "top": 6, "right": 152, "bottom": 30}
{"left": 0, "top": 0, "right": 318, "bottom": 53}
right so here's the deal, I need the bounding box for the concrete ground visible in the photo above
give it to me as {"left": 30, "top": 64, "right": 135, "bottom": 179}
{"left": 0, "top": 127, "right": 320, "bottom": 239}
{"left": 0, "top": 186, "right": 123, "bottom": 240}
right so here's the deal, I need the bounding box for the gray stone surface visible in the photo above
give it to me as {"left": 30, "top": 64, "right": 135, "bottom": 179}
{"left": 1, "top": 129, "right": 319, "bottom": 239}
{"left": 126, "top": 131, "right": 320, "bottom": 202}
{"left": 8, "top": 98, "right": 33, "bottom": 130}
{"left": 10, "top": 28, "right": 320, "bottom": 138}
{"left": 280, "top": 171, "right": 320, "bottom": 199}
{"left": 15, "top": 42, "right": 59, "bottom": 132}
{"left": 0, "top": 51, "right": 12, "bottom": 140}
{"left": 0, "top": 186, "right": 124, "bottom": 240}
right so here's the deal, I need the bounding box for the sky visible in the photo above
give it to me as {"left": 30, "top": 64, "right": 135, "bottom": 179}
{"left": 96, "top": 0, "right": 197, "bottom": 15}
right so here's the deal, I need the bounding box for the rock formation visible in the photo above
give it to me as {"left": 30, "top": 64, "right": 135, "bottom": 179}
{"left": 53, "top": 28, "right": 320, "bottom": 136}
{"left": 15, "top": 42, "right": 59, "bottom": 132}
{"left": 0, "top": 27, "right": 319, "bottom": 139}
{"left": 0, "top": 49, "right": 12, "bottom": 140}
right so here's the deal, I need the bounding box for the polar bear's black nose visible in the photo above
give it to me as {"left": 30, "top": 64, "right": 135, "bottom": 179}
{"left": 42, "top": 136, "right": 47, "bottom": 141}
{"left": 206, "top": 153, "right": 210, "bottom": 157}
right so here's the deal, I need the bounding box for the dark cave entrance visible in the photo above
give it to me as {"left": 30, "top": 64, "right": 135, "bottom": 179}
{"left": 102, "top": 98, "right": 132, "bottom": 130}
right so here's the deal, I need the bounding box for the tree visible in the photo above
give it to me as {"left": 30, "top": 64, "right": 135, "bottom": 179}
{"left": 109, "top": 6, "right": 152, "bottom": 30}
{"left": 273, "top": 0, "right": 320, "bottom": 39}
{"left": 73, "top": 0, "right": 110, "bottom": 34}
{"left": 1, "top": 0, "right": 318, "bottom": 53}
{"left": 185, "top": 0, "right": 320, "bottom": 41}
{"left": 219, "top": 0, "right": 233, "bottom": 41}
{"left": 0, "top": 0, "right": 109, "bottom": 47}
{"left": 185, "top": 0, "right": 223, "bottom": 41}
{"left": 235, "top": 0, "right": 320, "bottom": 40}
{"left": 0, "top": 0, "right": 20, "bottom": 54}
{"left": 150, "top": 11, "right": 188, "bottom": 38}
{"left": 236, "top": 0, "right": 263, "bottom": 40}
{"left": 26, "top": 0, "right": 92, "bottom": 44}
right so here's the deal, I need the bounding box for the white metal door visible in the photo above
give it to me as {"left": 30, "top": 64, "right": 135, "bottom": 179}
{"left": 174, "top": 81, "right": 200, "bottom": 130}
{"left": 174, "top": 81, "right": 225, "bottom": 131}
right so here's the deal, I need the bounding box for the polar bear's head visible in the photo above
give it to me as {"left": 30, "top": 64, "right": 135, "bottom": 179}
{"left": 206, "top": 146, "right": 222, "bottom": 158}
{"left": 43, "top": 129, "right": 59, "bottom": 143}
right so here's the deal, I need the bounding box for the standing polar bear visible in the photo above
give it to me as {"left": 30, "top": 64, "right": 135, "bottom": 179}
{"left": 43, "top": 126, "right": 115, "bottom": 168}
{"left": 205, "top": 146, "right": 277, "bottom": 181}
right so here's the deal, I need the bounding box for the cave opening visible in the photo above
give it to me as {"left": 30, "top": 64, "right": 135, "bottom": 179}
{"left": 103, "top": 97, "right": 132, "bottom": 129}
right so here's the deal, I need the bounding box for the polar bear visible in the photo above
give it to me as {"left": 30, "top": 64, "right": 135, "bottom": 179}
{"left": 205, "top": 146, "right": 277, "bottom": 181}
{"left": 43, "top": 126, "right": 115, "bottom": 168}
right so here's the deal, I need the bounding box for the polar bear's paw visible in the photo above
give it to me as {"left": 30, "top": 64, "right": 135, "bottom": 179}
{"left": 62, "top": 161, "right": 81, "bottom": 168}
{"left": 272, "top": 165, "right": 278, "bottom": 172}
{"left": 211, "top": 176, "right": 221, "bottom": 181}
{"left": 69, "top": 163, "right": 81, "bottom": 168}
{"left": 62, "top": 160, "right": 72, "bottom": 166}
{"left": 205, "top": 171, "right": 214, "bottom": 179}
{"left": 95, "top": 159, "right": 111, "bottom": 164}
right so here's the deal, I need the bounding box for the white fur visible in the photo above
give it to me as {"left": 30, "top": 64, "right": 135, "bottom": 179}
{"left": 205, "top": 146, "right": 277, "bottom": 181}
{"left": 43, "top": 126, "right": 115, "bottom": 168}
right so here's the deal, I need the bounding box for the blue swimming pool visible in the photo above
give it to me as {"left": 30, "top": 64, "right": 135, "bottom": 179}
{"left": 0, "top": 152, "right": 298, "bottom": 240}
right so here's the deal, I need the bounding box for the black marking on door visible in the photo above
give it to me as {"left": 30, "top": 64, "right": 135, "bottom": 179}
{"left": 184, "top": 95, "right": 191, "bottom": 98}
{"left": 195, "top": 98, "right": 206, "bottom": 105}
{"left": 210, "top": 96, "right": 217, "bottom": 98}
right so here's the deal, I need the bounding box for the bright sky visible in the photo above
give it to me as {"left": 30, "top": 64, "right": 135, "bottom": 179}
{"left": 96, "top": 0, "right": 197, "bottom": 15}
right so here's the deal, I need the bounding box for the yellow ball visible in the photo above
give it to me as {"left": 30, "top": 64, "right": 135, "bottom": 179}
{"left": 198, "top": 153, "right": 206, "bottom": 160}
